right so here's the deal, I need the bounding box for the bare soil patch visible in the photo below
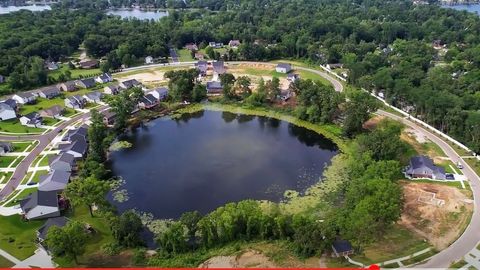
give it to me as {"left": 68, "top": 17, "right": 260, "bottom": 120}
{"left": 399, "top": 181, "right": 473, "bottom": 250}
{"left": 199, "top": 250, "right": 277, "bottom": 268}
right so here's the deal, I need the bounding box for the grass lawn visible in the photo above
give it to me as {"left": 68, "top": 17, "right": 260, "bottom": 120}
{"left": 446, "top": 140, "right": 472, "bottom": 157}
{"left": 3, "top": 187, "right": 37, "bottom": 207}
{"left": 0, "top": 119, "right": 44, "bottom": 134}
{"left": 30, "top": 170, "right": 49, "bottom": 184}
{"left": 43, "top": 117, "right": 61, "bottom": 126}
{"left": 450, "top": 259, "right": 468, "bottom": 268}
{"left": 37, "top": 155, "right": 52, "bottom": 167}
{"left": 0, "top": 215, "right": 43, "bottom": 260}
{"left": 64, "top": 108, "right": 78, "bottom": 117}
{"left": 296, "top": 70, "right": 331, "bottom": 86}
{"left": 177, "top": 49, "right": 195, "bottom": 62}
{"left": 465, "top": 158, "right": 480, "bottom": 178}
{"left": 0, "top": 255, "right": 14, "bottom": 268}
{"left": 401, "top": 250, "right": 437, "bottom": 266}
{"left": 0, "top": 172, "right": 13, "bottom": 184}
{"left": 10, "top": 156, "right": 24, "bottom": 168}
{"left": 0, "top": 156, "right": 17, "bottom": 168}
{"left": 20, "top": 171, "right": 33, "bottom": 185}
{"left": 12, "top": 142, "right": 33, "bottom": 152}
{"left": 351, "top": 224, "right": 431, "bottom": 265}
{"left": 19, "top": 97, "right": 66, "bottom": 115}
{"left": 48, "top": 64, "right": 102, "bottom": 81}
{"left": 436, "top": 159, "right": 458, "bottom": 174}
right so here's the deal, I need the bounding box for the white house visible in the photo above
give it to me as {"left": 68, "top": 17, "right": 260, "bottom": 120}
{"left": 145, "top": 56, "right": 154, "bottom": 64}
{"left": 95, "top": 73, "right": 113, "bottom": 84}
{"left": 0, "top": 102, "right": 16, "bottom": 121}
{"left": 20, "top": 112, "right": 42, "bottom": 127}
{"left": 12, "top": 93, "right": 36, "bottom": 104}
{"left": 149, "top": 87, "right": 169, "bottom": 101}
{"left": 104, "top": 85, "right": 121, "bottom": 95}
{"left": 276, "top": 63, "right": 292, "bottom": 74}
{"left": 83, "top": 91, "right": 103, "bottom": 103}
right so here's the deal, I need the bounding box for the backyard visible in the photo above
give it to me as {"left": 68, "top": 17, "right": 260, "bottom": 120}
{"left": 0, "top": 119, "right": 44, "bottom": 134}
{"left": 0, "top": 215, "right": 43, "bottom": 260}
{"left": 48, "top": 64, "right": 102, "bottom": 81}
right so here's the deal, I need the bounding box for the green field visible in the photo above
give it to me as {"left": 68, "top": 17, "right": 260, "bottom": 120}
{"left": 0, "top": 119, "right": 44, "bottom": 134}
{"left": 177, "top": 49, "right": 195, "bottom": 62}
{"left": 19, "top": 97, "right": 66, "bottom": 115}
{"left": 0, "top": 156, "right": 16, "bottom": 168}
{"left": 48, "top": 64, "right": 102, "bottom": 81}
{"left": 0, "top": 215, "right": 43, "bottom": 260}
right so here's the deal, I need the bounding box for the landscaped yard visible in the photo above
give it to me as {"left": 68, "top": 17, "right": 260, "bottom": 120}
{"left": 0, "top": 156, "right": 16, "bottom": 168}
{"left": 3, "top": 187, "right": 37, "bottom": 207}
{"left": 0, "top": 172, "right": 13, "bottom": 184}
{"left": 0, "top": 119, "right": 44, "bottom": 134}
{"left": 177, "top": 49, "right": 195, "bottom": 62}
{"left": 0, "top": 255, "right": 14, "bottom": 268}
{"left": 12, "top": 142, "right": 33, "bottom": 152}
{"left": 43, "top": 117, "right": 61, "bottom": 126}
{"left": 19, "top": 97, "right": 66, "bottom": 115}
{"left": 0, "top": 215, "right": 43, "bottom": 260}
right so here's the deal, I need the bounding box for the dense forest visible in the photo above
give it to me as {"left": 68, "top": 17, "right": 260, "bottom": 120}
{"left": 0, "top": 0, "right": 479, "bottom": 152}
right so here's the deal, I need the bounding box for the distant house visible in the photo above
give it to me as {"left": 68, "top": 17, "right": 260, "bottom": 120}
{"left": 75, "top": 78, "right": 96, "bottom": 89}
{"left": 119, "top": 79, "right": 141, "bottom": 89}
{"left": 212, "top": 61, "right": 226, "bottom": 80}
{"left": 0, "top": 102, "right": 17, "bottom": 121}
{"left": 331, "top": 239, "right": 354, "bottom": 257}
{"left": 228, "top": 40, "right": 241, "bottom": 48}
{"left": 45, "top": 61, "right": 59, "bottom": 71}
{"left": 59, "top": 138, "right": 88, "bottom": 159}
{"left": 287, "top": 73, "right": 300, "bottom": 83}
{"left": 185, "top": 43, "right": 198, "bottom": 51}
{"left": 0, "top": 142, "right": 13, "bottom": 156}
{"left": 145, "top": 56, "right": 154, "bottom": 64}
{"left": 19, "top": 112, "right": 42, "bottom": 127}
{"left": 195, "top": 61, "right": 208, "bottom": 76}
{"left": 63, "top": 126, "right": 88, "bottom": 143}
{"left": 104, "top": 84, "right": 121, "bottom": 95}
{"left": 95, "top": 73, "right": 113, "bottom": 84}
{"left": 58, "top": 81, "right": 77, "bottom": 92}
{"left": 209, "top": 42, "right": 224, "bottom": 48}
{"left": 20, "top": 190, "right": 61, "bottom": 220}
{"left": 406, "top": 156, "right": 446, "bottom": 180}
{"left": 279, "top": 89, "right": 292, "bottom": 101}
{"left": 206, "top": 81, "right": 223, "bottom": 94}
{"left": 37, "top": 87, "right": 61, "bottom": 99}
{"left": 275, "top": 63, "right": 292, "bottom": 74}
{"left": 37, "top": 216, "right": 69, "bottom": 242}
{"left": 49, "top": 153, "right": 76, "bottom": 172}
{"left": 39, "top": 105, "right": 65, "bottom": 119}
{"left": 12, "top": 93, "right": 36, "bottom": 105}
{"left": 102, "top": 110, "right": 116, "bottom": 127}
{"left": 79, "top": 60, "right": 99, "bottom": 69}
{"left": 326, "top": 63, "right": 344, "bottom": 70}
{"left": 3, "top": 99, "right": 17, "bottom": 111}
{"left": 138, "top": 94, "right": 159, "bottom": 109}
{"left": 195, "top": 52, "right": 205, "bottom": 60}
{"left": 83, "top": 91, "right": 102, "bottom": 103}
{"left": 65, "top": 95, "right": 87, "bottom": 109}
{"left": 38, "top": 170, "right": 71, "bottom": 192}
{"left": 149, "top": 87, "right": 169, "bottom": 101}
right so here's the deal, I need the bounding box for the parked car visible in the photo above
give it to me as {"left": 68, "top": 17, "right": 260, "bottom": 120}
{"left": 445, "top": 173, "right": 455, "bottom": 180}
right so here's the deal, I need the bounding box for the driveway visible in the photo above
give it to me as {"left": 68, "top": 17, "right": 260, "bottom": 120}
{"left": 377, "top": 110, "right": 480, "bottom": 267}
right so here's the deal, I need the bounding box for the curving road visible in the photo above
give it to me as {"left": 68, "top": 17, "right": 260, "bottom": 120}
{"left": 0, "top": 61, "right": 478, "bottom": 267}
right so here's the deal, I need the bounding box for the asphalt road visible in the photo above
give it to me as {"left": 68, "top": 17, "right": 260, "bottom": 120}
{"left": 377, "top": 110, "right": 480, "bottom": 268}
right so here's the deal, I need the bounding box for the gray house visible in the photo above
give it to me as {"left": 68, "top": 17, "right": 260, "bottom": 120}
{"left": 83, "top": 91, "right": 103, "bottom": 103}
{"left": 65, "top": 95, "right": 86, "bottom": 109}
{"left": 206, "top": 81, "right": 223, "bottom": 94}
{"left": 405, "top": 156, "right": 446, "bottom": 180}
{"left": 38, "top": 170, "right": 71, "bottom": 192}
{"left": 12, "top": 93, "right": 36, "bottom": 104}
{"left": 104, "top": 84, "right": 121, "bottom": 95}
{"left": 331, "top": 239, "right": 354, "bottom": 257}
{"left": 19, "top": 112, "right": 42, "bottom": 127}
{"left": 39, "top": 105, "right": 65, "bottom": 119}
{"left": 195, "top": 61, "right": 208, "bottom": 76}
{"left": 0, "top": 102, "right": 16, "bottom": 121}
{"left": 276, "top": 63, "right": 292, "bottom": 74}
{"left": 62, "top": 126, "right": 88, "bottom": 143}
{"left": 59, "top": 138, "right": 88, "bottom": 159}
{"left": 58, "top": 81, "right": 77, "bottom": 92}
{"left": 38, "top": 87, "right": 61, "bottom": 99}
{"left": 119, "top": 79, "right": 141, "bottom": 89}
{"left": 95, "top": 73, "right": 113, "bottom": 84}
{"left": 20, "top": 191, "right": 60, "bottom": 220}
{"left": 150, "top": 87, "right": 169, "bottom": 101}
{"left": 37, "top": 216, "right": 69, "bottom": 242}
{"left": 49, "top": 153, "right": 76, "bottom": 172}
{"left": 76, "top": 78, "right": 96, "bottom": 89}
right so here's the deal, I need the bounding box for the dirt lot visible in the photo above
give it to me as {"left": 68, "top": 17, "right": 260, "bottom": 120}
{"left": 199, "top": 250, "right": 277, "bottom": 268}
{"left": 399, "top": 181, "right": 473, "bottom": 250}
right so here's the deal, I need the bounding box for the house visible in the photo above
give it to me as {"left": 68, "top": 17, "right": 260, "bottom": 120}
{"left": 58, "top": 81, "right": 77, "bottom": 92}
{"left": 145, "top": 56, "right": 154, "bottom": 64}
{"left": 212, "top": 61, "right": 226, "bottom": 80}
{"left": 104, "top": 84, "right": 121, "bottom": 95}
{"left": 20, "top": 112, "right": 42, "bottom": 127}
{"left": 405, "top": 156, "right": 446, "bottom": 180}
{"left": 185, "top": 43, "right": 198, "bottom": 51}
{"left": 79, "top": 59, "right": 99, "bottom": 69}
{"left": 138, "top": 94, "right": 159, "bottom": 109}
{"left": 0, "top": 102, "right": 16, "bottom": 121}
{"left": 65, "top": 95, "right": 87, "bottom": 109}
{"left": 209, "top": 42, "right": 224, "bottom": 48}
{"left": 37, "top": 216, "right": 69, "bottom": 242}
{"left": 20, "top": 190, "right": 61, "bottom": 220}
{"left": 45, "top": 61, "right": 59, "bottom": 71}
{"left": 83, "top": 91, "right": 103, "bottom": 103}
{"left": 75, "top": 78, "right": 96, "bottom": 89}
{"left": 95, "top": 73, "right": 113, "bottom": 84}
{"left": 228, "top": 40, "right": 241, "bottom": 48}
{"left": 275, "top": 63, "right": 292, "bottom": 74}
{"left": 63, "top": 126, "right": 88, "bottom": 143}
{"left": 37, "top": 87, "right": 61, "bottom": 99}
{"left": 0, "top": 142, "right": 13, "bottom": 156}
{"left": 3, "top": 99, "right": 17, "bottom": 111}
{"left": 12, "top": 93, "right": 36, "bottom": 104}
{"left": 39, "top": 105, "right": 64, "bottom": 119}
{"left": 195, "top": 61, "right": 208, "bottom": 76}
{"left": 287, "top": 73, "right": 300, "bottom": 83}
{"left": 38, "top": 170, "right": 71, "bottom": 192}
{"left": 195, "top": 52, "right": 205, "bottom": 60}
{"left": 102, "top": 110, "right": 116, "bottom": 126}
{"left": 432, "top": 40, "right": 446, "bottom": 50}
{"left": 279, "top": 89, "right": 292, "bottom": 101}
{"left": 331, "top": 239, "right": 354, "bottom": 257}
{"left": 49, "top": 153, "right": 76, "bottom": 172}
{"left": 326, "top": 63, "right": 344, "bottom": 70}
{"left": 0, "top": 75, "right": 4, "bottom": 83}
{"left": 119, "top": 79, "right": 141, "bottom": 89}
{"left": 206, "top": 81, "right": 223, "bottom": 94}
{"left": 150, "top": 87, "right": 169, "bottom": 101}
{"left": 59, "top": 138, "right": 88, "bottom": 159}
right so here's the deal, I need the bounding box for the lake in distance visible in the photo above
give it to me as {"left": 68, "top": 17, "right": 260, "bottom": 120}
{"left": 106, "top": 8, "right": 168, "bottom": 20}
{"left": 0, "top": 5, "right": 51, "bottom": 14}
{"left": 109, "top": 110, "right": 338, "bottom": 219}
{"left": 442, "top": 3, "right": 480, "bottom": 15}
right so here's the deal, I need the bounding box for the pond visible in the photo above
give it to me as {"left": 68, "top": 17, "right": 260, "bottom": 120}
{"left": 108, "top": 110, "right": 338, "bottom": 219}
{"left": 442, "top": 3, "right": 480, "bottom": 15}
{"left": 106, "top": 8, "right": 168, "bottom": 20}
{"left": 0, "top": 5, "right": 51, "bottom": 14}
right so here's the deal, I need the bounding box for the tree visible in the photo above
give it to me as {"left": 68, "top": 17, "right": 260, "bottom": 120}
{"left": 266, "top": 77, "right": 280, "bottom": 101}
{"left": 111, "top": 210, "right": 145, "bottom": 247}
{"left": 65, "top": 176, "right": 110, "bottom": 217}
{"left": 220, "top": 73, "right": 236, "bottom": 100}
{"left": 157, "top": 221, "right": 187, "bottom": 254}
{"left": 343, "top": 91, "right": 379, "bottom": 137}
{"left": 106, "top": 87, "right": 143, "bottom": 131}
{"left": 46, "top": 221, "right": 87, "bottom": 264}
{"left": 192, "top": 84, "right": 207, "bottom": 102}
{"left": 180, "top": 211, "right": 202, "bottom": 240}
{"left": 88, "top": 109, "right": 109, "bottom": 162}
{"left": 165, "top": 69, "right": 200, "bottom": 101}
{"left": 235, "top": 76, "right": 252, "bottom": 98}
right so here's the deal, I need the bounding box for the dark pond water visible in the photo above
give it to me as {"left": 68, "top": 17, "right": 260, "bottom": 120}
{"left": 106, "top": 8, "right": 168, "bottom": 20}
{"left": 442, "top": 4, "right": 480, "bottom": 15}
{"left": 109, "top": 110, "right": 338, "bottom": 219}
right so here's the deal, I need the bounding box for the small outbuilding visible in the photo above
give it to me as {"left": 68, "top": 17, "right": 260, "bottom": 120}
{"left": 276, "top": 63, "right": 292, "bottom": 74}
{"left": 331, "top": 239, "right": 354, "bottom": 257}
